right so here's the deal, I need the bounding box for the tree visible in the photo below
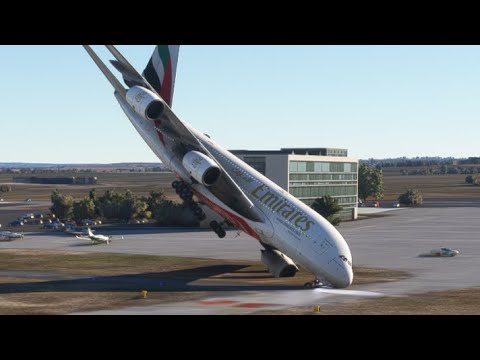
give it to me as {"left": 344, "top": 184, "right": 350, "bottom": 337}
{"left": 311, "top": 196, "right": 342, "bottom": 226}
{"left": 398, "top": 188, "right": 423, "bottom": 206}
{"left": 0, "top": 184, "right": 12, "bottom": 193}
{"left": 96, "top": 189, "right": 148, "bottom": 222}
{"left": 358, "top": 164, "right": 384, "bottom": 202}
{"left": 146, "top": 191, "right": 165, "bottom": 213}
{"left": 50, "top": 189, "right": 74, "bottom": 219}
{"left": 465, "top": 175, "right": 476, "bottom": 184}
{"left": 72, "top": 197, "right": 96, "bottom": 222}
{"left": 153, "top": 200, "right": 199, "bottom": 227}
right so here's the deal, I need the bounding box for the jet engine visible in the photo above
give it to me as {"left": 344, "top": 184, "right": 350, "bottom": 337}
{"left": 182, "top": 151, "right": 221, "bottom": 186}
{"left": 261, "top": 248, "right": 299, "bottom": 278}
{"left": 126, "top": 86, "right": 166, "bottom": 121}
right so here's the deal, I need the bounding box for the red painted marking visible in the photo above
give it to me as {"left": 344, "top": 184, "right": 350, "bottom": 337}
{"left": 197, "top": 300, "right": 239, "bottom": 306}
{"left": 161, "top": 56, "right": 173, "bottom": 106}
{"left": 195, "top": 192, "right": 261, "bottom": 241}
{"left": 234, "top": 303, "right": 278, "bottom": 308}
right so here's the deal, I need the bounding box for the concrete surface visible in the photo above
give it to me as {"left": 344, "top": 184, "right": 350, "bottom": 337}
{"left": 1, "top": 207, "right": 479, "bottom": 314}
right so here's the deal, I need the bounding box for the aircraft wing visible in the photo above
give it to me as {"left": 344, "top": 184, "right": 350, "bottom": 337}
{"left": 85, "top": 45, "right": 262, "bottom": 223}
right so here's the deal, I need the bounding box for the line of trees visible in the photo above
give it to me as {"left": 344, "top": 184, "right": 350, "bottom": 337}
{"left": 401, "top": 166, "right": 480, "bottom": 176}
{"left": 50, "top": 189, "right": 198, "bottom": 227}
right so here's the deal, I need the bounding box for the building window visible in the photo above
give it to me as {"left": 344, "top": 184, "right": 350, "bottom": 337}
{"left": 243, "top": 157, "right": 266, "bottom": 175}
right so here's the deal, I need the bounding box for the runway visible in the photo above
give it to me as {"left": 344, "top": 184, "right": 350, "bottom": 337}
{"left": 1, "top": 207, "right": 480, "bottom": 314}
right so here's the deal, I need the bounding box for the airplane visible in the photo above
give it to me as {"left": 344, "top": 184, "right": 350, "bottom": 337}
{"left": 76, "top": 228, "right": 112, "bottom": 245}
{"left": 0, "top": 231, "right": 24, "bottom": 241}
{"left": 83, "top": 45, "right": 354, "bottom": 288}
{"left": 419, "top": 247, "right": 460, "bottom": 258}
{"left": 65, "top": 224, "right": 94, "bottom": 236}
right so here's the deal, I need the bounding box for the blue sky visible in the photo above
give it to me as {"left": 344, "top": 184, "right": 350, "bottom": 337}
{"left": 1, "top": 45, "right": 479, "bottom": 163}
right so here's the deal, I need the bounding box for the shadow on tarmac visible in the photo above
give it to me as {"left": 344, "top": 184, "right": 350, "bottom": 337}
{"left": 0, "top": 265, "right": 303, "bottom": 295}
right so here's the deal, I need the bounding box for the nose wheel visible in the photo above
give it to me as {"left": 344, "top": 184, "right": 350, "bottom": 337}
{"left": 304, "top": 279, "right": 322, "bottom": 289}
{"left": 210, "top": 221, "right": 226, "bottom": 239}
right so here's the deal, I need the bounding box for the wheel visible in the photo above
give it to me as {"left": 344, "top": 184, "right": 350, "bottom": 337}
{"left": 304, "top": 282, "right": 313, "bottom": 289}
{"left": 217, "top": 229, "right": 226, "bottom": 238}
{"left": 189, "top": 202, "right": 198, "bottom": 210}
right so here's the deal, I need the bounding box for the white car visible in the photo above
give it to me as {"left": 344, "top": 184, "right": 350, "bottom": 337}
{"left": 419, "top": 247, "right": 459, "bottom": 257}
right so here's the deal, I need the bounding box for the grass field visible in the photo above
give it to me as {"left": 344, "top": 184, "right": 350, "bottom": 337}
{"left": 2, "top": 171, "right": 479, "bottom": 203}
{"left": 383, "top": 174, "right": 480, "bottom": 200}
{"left": 0, "top": 172, "right": 178, "bottom": 202}
{"left": 0, "top": 249, "right": 409, "bottom": 314}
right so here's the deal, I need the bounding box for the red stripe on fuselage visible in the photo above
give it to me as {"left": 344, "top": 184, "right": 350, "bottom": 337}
{"left": 195, "top": 191, "right": 261, "bottom": 241}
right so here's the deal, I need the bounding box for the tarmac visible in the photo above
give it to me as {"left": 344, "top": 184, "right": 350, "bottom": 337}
{"left": 1, "top": 206, "right": 479, "bottom": 314}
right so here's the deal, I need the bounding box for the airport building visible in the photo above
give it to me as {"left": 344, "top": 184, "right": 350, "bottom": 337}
{"left": 13, "top": 176, "right": 98, "bottom": 185}
{"left": 231, "top": 148, "right": 358, "bottom": 220}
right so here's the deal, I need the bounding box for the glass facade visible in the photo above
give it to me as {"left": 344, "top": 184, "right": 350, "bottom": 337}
{"left": 288, "top": 160, "right": 358, "bottom": 219}
{"left": 243, "top": 157, "right": 266, "bottom": 175}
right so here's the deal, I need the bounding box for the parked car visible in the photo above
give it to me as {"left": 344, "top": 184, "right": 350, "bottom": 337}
{"left": 81, "top": 219, "right": 97, "bottom": 226}
{"left": 392, "top": 202, "right": 400, "bottom": 208}
{"left": 9, "top": 220, "right": 24, "bottom": 227}
{"left": 419, "top": 247, "right": 459, "bottom": 257}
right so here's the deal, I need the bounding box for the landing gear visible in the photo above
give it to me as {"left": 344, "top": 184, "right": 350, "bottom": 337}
{"left": 172, "top": 180, "right": 207, "bottom": 221}
{"left": 304, "top": 279, "right": 322, "bottom": 289}
{"left": 210, "top": 220, "right": 226, "bottom": 239}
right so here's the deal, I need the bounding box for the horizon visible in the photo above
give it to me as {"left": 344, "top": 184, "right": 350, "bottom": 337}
{"left": 1, "top": 153, "right": 478, "bottom": 167}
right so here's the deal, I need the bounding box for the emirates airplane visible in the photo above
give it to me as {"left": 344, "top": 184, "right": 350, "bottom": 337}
{"left": 83, "top": 45, "right": 353, "bottom": 288}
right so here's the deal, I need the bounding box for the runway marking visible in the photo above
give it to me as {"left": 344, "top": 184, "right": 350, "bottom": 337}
{"left": 197, "top": 300, "right": 239, "bottom": 305}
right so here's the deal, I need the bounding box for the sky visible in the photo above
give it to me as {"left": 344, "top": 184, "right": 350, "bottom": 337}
{"left": 0, "top": 45, "right": 479, "bottom": 163}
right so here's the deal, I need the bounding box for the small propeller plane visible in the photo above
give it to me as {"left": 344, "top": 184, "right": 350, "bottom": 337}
{"left": 76, "top": 228, "right": 112, "bottom": 245}
{"left": 0, "top": 231, "right": 24, "bottom": 241}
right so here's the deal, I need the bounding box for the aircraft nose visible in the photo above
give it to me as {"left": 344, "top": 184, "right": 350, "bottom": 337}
{"left": 342, "top": 266, "right": 354, "bottom": 288}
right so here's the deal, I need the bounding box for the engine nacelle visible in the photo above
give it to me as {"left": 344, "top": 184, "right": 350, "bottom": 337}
{"left": 182, "top": 151, "right": 221, "bottom": 186}
{"left": 261, "top": 249, "right": 299, "bottom": 278}
{"left": 126, "top": 86, "right": 166, "bottom": 121}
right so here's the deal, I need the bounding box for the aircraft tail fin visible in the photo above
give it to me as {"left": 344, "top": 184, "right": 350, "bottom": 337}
{"left": 142, "top": 45, "right": 180, "bottom": 107}
{"left": 87, "top": 227, "right": 94, "bottom": 237}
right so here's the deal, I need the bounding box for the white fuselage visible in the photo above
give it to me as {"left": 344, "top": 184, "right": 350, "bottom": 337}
{"left": 115, "top": 94, "right": 353, "bottom": 288}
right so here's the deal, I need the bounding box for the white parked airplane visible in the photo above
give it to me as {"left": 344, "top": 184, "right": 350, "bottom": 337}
{"left": 83, "top": 45, "right": 353, "bottom": 288}
{"left": 0, "top": 231, "right": 24, "bottom": 241}
{"left": 76, "top": 228, "right": 112, "bottom": 245}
